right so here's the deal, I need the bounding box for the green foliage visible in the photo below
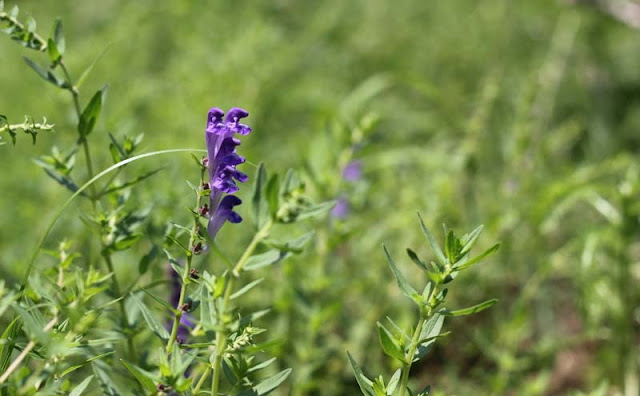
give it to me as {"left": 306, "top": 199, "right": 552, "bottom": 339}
{"left": 1, "top": 1, "right": 640, "bottom": 395}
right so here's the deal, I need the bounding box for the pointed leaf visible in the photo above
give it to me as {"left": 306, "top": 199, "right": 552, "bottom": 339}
{"left": 252, "top": 162, "right": 268, "bottom": 228}
{"left": 78, "top": 87, "right": 108, "bottom": 136}
{"left": 252, "top": 368, "right": 292, "bottom": 395}
{"left": 376, "top": 322, "right": 406, "bottom": 363}
{"left": 52, "top": 18, "right": 65, "bottom": 55}
{"left": 383, "top": 245, "right": 418, "bottom": 302}
{"left": 244, "top": 250, "right": 283, "bottom": 271}
{"left": 347, "top": 351, "right": 375, "bottom": 396}
{"left": 130, "top": 293, "right": 169, "bottom": 340}
{"left": 440, "top": 299, "right": 498, "bottom": 316}
{"left": 406, "top": 248, "right": 427, "bottom": 271}
{"left": 230, "top": 278, "right": 264, "bottom": 300}
{"left": 121, "top": 360, "right": 157, "bottom": 393}
{"left": 453, "top": 243, "right": 500, "bottom": 271}
{"left": 417, "top": 213, "right": 446, "bottom": 266}
{"left": 69, "top": 375, "right": 93, "bottom": 396}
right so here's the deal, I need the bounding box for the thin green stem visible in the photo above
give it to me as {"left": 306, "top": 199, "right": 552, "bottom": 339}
{"left": 167, "top": 169, "right": 205, "bottom": 354}
{"left": 398, "top": 318, "right": 426, "bottom": 396}
{"left": 232, "top": 220, "right": 273, "bottom": 276}
{"left": 193, "top": 367, "right": 211, "bottom": 395}
{"left": 209, "top": 220, "right": 273, "bottom": 394}
{"left": 104, "top": 254, "right": 136, "bottom": 359}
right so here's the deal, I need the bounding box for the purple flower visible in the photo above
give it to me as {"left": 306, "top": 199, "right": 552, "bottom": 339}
{"left": 205, "top": 107, "right": 251, "bottom": 239}
{"left": 342, "top": 160, "right": 362, "bottom": 182}
{"left": 331, "top": 198, "right": 349, "bottom": 219}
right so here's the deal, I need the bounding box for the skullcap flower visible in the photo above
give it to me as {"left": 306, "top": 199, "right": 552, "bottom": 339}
{"left": 205, "top": 107, "right": 251, "bottom": 239}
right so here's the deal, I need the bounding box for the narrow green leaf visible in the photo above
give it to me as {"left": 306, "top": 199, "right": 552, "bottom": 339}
{"left": 383, "top": 245, "right": 418, "bottom": 302}
{"left": 376, "top": 322, "right": 406, "bottom": 363}
{"left": 347, "top": 351, "right": 375, "bottom": 396}
{"left": 78, "top": 86, "right": 108, "bottom": 136}
{"left": 0, "top": 317, "right": 20, "bottom": 374}
{"left": 296, "top": 200, "right": 336, "bottom": 221}
{"left": 252, "top": 368, "right": 292, "bottom": 395}
{"left": 77, "top": 44, "right": 111, "bottom": 88}
{"left": 47, "top": 38, "right": 60, "bottom": 64}
{"left": 265, "top": 173, "right": 280, "bottom": 219}
{"left": 386, "top": 369, "right": 401, "bottom": 395}
{"left": 248, "top": 357, "right": 277, "bottom": 373}
{"left": 406, "top": 248, "right": 427, "bottom": 271}
{"left": 244, "top": 250, "right": 283, "bottom": 271}
{"left": 69, "top": 375, "right": 93, "bottom": 396}
{"left": 121, "top": 360, "right": 157, "bottom": 393}
{"left": 230, "top": 278, "right": 264, "bottom": 300}
{"left": 440, "top": 299, "right": 498, "bottom": 316}
{"left": 252, "top": 162, "right": 268, "bottom": 228}
{"left": 130, "top": 293, "right": 169, "bottom": 340}
{"left": 112, "top": 233, "right": 142, "bottom": 251}
{"left": 453, "top": 243, "right": 500, "bottom": 271}
{"left": 52, "top": 18, "right": 65, "bottom": 55}
{"left": 460, "top": 225, "right": 483, "bottom": 256}
{"left": 417, "top": 213, "right": 447, "bottom": 266}
{"left": 139, "top": 287, "right": 178, "bottom": 314}
{"left": 138, "top": 245, "right": 158, "bottom": 274}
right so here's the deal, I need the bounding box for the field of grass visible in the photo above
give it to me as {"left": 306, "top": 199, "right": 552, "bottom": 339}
{"left": 1, "top": 1, "right": 639, "bottom": 395}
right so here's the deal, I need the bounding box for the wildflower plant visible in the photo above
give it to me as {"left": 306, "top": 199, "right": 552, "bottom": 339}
{"left": 0, "top": 3, "right": 334, "bottom": 395}
{"left": 348, "top": 217, "right": 500, "bottom": 396}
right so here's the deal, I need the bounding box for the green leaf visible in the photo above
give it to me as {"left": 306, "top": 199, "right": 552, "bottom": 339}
{"left": 248, "top": 357, "right": 277, "bottom": 373}
{"left": 23, "top": 56, "right": 64, "bottom": 87}
{"left": 376, "top": 322, "right": 406, "bottom": 363}
{"left": 265, "top": 174, "right": 280, "bottom": 219}
{"left": 453, "top": 243, "right": 500, "bottom": 271}
{"left": 0, "top": 317, "right": 20, "bottom": 374}
{"left": 383, "top": 245, "right": 418, "bottom": 302}
{"left": 77, "top": 43, "right": 111, "bottom": 88}
{"left": 69, "top": 375, "right": 93, "bottom": 396}
{"left": 251, "top": 368, "right": 292, "bottom": 395}
{"left": 296, "top": 200, "right": 336, "bottom": 221}
{"left": 417, "top": 213, "right": 447, "bottom": 266}
{"left": 112, "top": 233, "right": 142, "bottom": 251}
{"left": 244, "top": 250, "right": 283, "bottom": 271}
{"left": 121, "top": 360, "right": 157, "bottom": 394}
{"left": 51, "top": 18, "right": 65, "bottom": 55}
{"left": 459, "top": 225, "right": 483, "bottom": 256}
{"left": 440, "top": 299, "right": 498, "bottom": 316}
{"left": 47, "top": 38, "right": 61, "bottom": 64}
{"left": 252, "top": 162, "right": 268, "bottom": 229}
{"left": 415, "top": 314, "right": 444, "bottom": 361}
{"left": 230, "top": 278, "right": 264, "bottom": 300}
{"left": 406, "top": 248, "right": 427, "bottom": 271}
{"left": 78, "top": 87, "right": 108, "bottom": 136}
{"left": 138, "top": 245, "right": 158, "bottom": 274}
{"left": 386, "top": 369, "right": 401, "bottom": 395}
{"left": 347, "top": 352, "right": 375, "bottom": 396}
{"left": 130, "top": 293, "right": 169, "bottom": 340}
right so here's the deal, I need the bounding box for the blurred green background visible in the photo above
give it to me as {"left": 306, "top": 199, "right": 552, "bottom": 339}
{"left": 2, "top": 0, "right": 640, "bottom": 395}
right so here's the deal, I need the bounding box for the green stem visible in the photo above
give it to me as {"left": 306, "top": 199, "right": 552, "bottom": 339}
{"left": 398, "top": 318, "right": 426, "bottom": 396}
{"left": 209, "top": 220, "right": 273, "bottom": 394}
{"left": 167, "top": 170, "right": 205, "bottom": 354}
{"left": 193, "top": 367, "right": 211, "bottom": 395}
{"left": 104, "top": 254, "right": 136, "bottom": 359}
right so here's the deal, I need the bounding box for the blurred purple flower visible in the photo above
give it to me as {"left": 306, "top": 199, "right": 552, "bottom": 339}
{"left": 331, "top": 198, "right": 349, "bottom": 219}
{"left": 342, "top": 160, "right": 362, "bottom": 182}
{"left": 205, "top": 107, "right": 251, "bottom": 239}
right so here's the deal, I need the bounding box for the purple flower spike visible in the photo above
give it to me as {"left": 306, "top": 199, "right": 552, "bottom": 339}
{"left": 207, "top": 195, "right": 243, "bottom": 238}
{"left": 205, "top": 108, "right": 251, "bottom": 240}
